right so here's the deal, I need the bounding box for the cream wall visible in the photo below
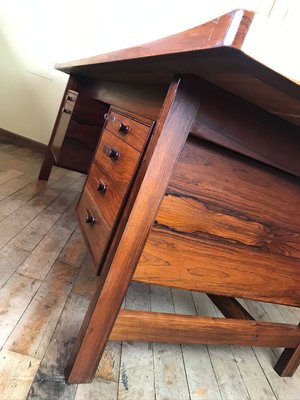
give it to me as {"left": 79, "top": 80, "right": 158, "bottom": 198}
{"left": 0, "top": 0, "right": 298, "bottom": 145}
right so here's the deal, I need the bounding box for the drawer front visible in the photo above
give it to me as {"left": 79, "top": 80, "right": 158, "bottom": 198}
{"left": 105, "top": 110, "right": 151, "bottom": 152}
{"left": 93, "top": 129, "right": 141, "bottom": 209}
{"left": 77, "top": 187, "right": 112, "bottom": 268}
{"left": 86, "top": 161, "right": 124, "bottom": 228}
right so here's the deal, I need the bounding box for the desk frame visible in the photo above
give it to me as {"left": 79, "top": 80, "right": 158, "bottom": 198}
{"left": 60, "top": 75, "right": 300, "bottom": 383}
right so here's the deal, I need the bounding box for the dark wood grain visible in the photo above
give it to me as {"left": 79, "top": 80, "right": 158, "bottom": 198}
{"left": 169, "top": 138, "right": 300, "bottom": 233}
{"left": 207, "top": 295, "right": 254, "bottom": 320}
{"left": 133, "top": 137, "right": 300, "bottom": 307}
{"left": 110, "top": 309, "right": 300, "bottom": 348}
{"left": 190, "top": 79, "right": 300, "bottom": 177}
{"left": 56, "top": 94, "right": 108, "bottom": 174}
{"left": 274, "top": 340, "right": 300, "bottom": 377}
{"left": 134, "top": 228, "right": 300, "bottom": 307}
{"left": 65, "top": 75, "right": 201, "bottom": 383}
{"left": 105, "top": 109, "right": 153, "bottom": 152}
{"left": 79, "top": 80, "right": 167, "bottom": 120}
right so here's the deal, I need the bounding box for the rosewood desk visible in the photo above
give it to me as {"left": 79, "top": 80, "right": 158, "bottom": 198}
{"left": 39, "top": 10, "right": 300, "bottom": 383}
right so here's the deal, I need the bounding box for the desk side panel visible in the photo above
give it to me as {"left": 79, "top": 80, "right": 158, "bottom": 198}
{"left": 133, "top": 137, "right": 300, "bottom": 307}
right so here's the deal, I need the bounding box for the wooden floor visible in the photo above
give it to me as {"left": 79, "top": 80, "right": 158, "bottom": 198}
{"left": 0, "top": 140, "right": 299, "bottom": 400}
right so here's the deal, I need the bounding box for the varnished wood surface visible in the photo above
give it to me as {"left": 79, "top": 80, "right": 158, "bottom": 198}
{"left": 55, "top": 10, "right": 300, "bottom": 128}
{"left": 65, "top": 75, "right": 201, "bottom": 383}
{"left": 78, "top": 127, "right": 145, "bottom": 270}
{"left": 190, "top": 79, "right": 300, "bottom": 177}
{"left": 77, "top": 187, "right": 111, "bottom": 269}
{"left": 110, "top": 309, "right": 300, "bottom": 348}
{"left": 134, "top": 137, "right": 300, "bottom": 307}
{"left": 79, "top": 80, "right": 167, "bottom": 120}
{"left": 275, "top": 344, "right": 300, "bottom": 377}
{"left": 105, "top": 109, "right": 153, "bottom": 152}
{"left": 88, "top": 129, "right": 142, "bottom": 226}
{"left": 57, "top": 94, "right": 108, "bottom": 173}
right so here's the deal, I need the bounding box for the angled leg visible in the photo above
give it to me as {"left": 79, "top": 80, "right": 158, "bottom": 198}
{"left": 274, "top": 324, "right": 300, "bottom": 377}
{"left": 65, "top": 75, "right": 201, "bottom": 383}
{"left": 274, "top": 346, "right": 300, "bottom": 377}
{"left": 38, "top": 147, "right": 55, "bottom": 180}
{"left": 207, "top": 294, "right": 254, "bottom": 320}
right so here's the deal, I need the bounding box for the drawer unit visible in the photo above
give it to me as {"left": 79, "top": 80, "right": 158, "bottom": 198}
{"left": 77, "top": 112, "right": 153, "bottom": 272}
{"left": 104, "top": 109, "right": 152, "bottom": 152}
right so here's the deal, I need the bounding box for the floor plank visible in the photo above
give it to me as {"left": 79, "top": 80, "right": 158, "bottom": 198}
{"left": 59, "top": 226, "right": 87, "bottom": 268}
{"left": 117, "top": 282, "right": 155, "bottom": 400}
{"left": 0, "top": 349, "right": 40, "bottom": 400}
{"left": 172, "top": 289, "right": 222, "bottom": 400}
{"left": 150, "top": 285, "right": 191, "bottom": 400}
{"left": 0, "top": 273, "right": 41, "bottom": 349}
{"left": 6, "top": 261, "right": 78, "bottom": 359}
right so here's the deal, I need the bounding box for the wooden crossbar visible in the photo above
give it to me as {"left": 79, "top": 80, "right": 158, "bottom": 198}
{"left": 110, "top": 310, "right": 300, "bottom": 348}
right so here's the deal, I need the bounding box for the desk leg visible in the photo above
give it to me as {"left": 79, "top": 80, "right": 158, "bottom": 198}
{"left": 64, "top": 75, "right": 201, "bottom": 383}
{"left": 274, "top": 324, "right": 300, "bottom": 377}
{"left": 38, "top": 147, "right": 55, "bottom": 180}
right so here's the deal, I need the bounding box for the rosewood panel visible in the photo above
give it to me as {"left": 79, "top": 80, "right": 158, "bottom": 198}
{"left": 134, "top": 138, "right": 300, "bottom": 306}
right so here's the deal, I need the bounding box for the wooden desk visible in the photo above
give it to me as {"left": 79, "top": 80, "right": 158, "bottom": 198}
{"left": 40, "top": 9, "right": 300, "bottom": 384}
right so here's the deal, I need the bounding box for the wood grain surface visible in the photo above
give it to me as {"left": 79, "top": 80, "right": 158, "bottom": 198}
{"left": 134, "top": 137, "right": 300, "bottom": 306}
{"left": 105, "top": 109, "right": 153, "bottom": 152}
{"left": 110, "top": 310, "right": 300, "bottom": 348}
{"left": 190, "top": 79, "right": 300, "bottom": 177}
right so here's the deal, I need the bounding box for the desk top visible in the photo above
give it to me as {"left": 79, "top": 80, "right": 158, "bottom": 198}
{"left": 56, "top": 9, "right": 300, "bottom": 128}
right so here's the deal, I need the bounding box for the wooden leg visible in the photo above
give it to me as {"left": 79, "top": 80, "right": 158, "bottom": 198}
{"left": 38, "top": 147, "right": 55, "bottom": 180}
{"left": 274, "top": 323, "right": 300, "bottom": 377}
{"left": 274, "top": 346, "right": 300, "bottom": 377}
{"left": 207, "top": 294, "right": 254, "bottom": 320}
{"left": 64, "top": 75, "right": 201, "bottom": 384}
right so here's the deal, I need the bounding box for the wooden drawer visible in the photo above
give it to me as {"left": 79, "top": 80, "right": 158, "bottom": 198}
{"left": 77, "top": 187, "right": 112, "bottom": 268}
{"left": 78, "top": 129, "right": 142, "bottom": 270}
{"left": 104, "top": 110, "right": 152, "bottom": 152}
{"left": 92, "top": 129, "right": 141, "bottom": 215}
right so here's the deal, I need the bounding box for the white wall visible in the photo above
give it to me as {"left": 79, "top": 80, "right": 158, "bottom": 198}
{"left": 0, "top": 0, "right": 298, "bottom": 144}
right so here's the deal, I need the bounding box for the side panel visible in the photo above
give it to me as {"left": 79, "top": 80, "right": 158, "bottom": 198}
{"left": 134, "top": 137, "right": 300, "bottom": 307}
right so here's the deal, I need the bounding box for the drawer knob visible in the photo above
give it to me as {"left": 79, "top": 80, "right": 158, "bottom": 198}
{"left": 119, "top": 123, "right": 129, "bottom": 134}
{"left": 104, "top": 144, "right": 120, "bottom": 160}
{"left": 104, "top": 113, "right": 129, "bottom": 134}
{"left": 97, "top": 179, "right": 107, "bottom": 193}
{"left": 85, "top": 208, "right": 96, "bottom": 224}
